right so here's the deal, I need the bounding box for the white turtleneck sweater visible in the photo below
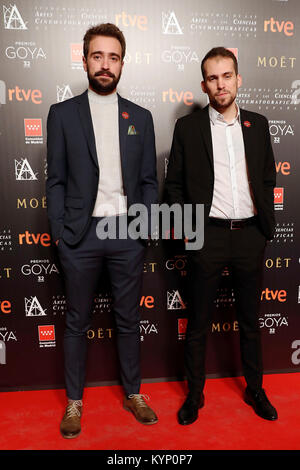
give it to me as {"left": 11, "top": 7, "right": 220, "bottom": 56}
{"left": 88, "top": 88, "right": 127, "bottom": 217}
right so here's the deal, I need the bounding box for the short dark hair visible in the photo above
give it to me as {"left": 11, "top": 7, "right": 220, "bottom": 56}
{"left": 83, "top": 23, "right": 126, "bottom": 60}
{"left": 201, "top": 47, "right": 238, "bottom": 79}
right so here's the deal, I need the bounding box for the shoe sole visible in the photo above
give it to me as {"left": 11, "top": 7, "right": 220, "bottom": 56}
{"left": 60, "top": 429, "right": 81, "bottom": 439}
{"left": 123, "top": 405, "right": 158, "bottom": 425}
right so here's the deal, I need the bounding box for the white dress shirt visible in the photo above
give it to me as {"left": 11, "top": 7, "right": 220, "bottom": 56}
{"left": 208, "top": 104, "right": 256, "bottom": 220}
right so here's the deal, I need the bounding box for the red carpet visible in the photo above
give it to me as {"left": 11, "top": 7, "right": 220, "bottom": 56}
{"left": 0, "top": 373, "right": 299, "bottom": 451}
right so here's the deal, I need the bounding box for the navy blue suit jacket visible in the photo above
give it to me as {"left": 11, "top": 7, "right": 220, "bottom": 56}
{"left": 46, "top": 90, "right": 158, "bottom": 245}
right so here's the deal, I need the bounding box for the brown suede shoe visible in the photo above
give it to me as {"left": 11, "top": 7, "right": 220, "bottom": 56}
{"left": 60, "top": 400, "right": 82, "bottom": 439}
{"left": 123, "top": 394, "right": 158, "bottom": 425}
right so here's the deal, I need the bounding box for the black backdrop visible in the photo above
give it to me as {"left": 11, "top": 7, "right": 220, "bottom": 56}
{"left": 0, "top": 0, "right": 299, "bottom": 391}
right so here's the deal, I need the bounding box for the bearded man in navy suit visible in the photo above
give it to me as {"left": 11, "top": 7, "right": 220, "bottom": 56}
{"left": 46, "top": 23, "right": 158, "bottom": 438}
{"left": 165, "top": 47, "right": 278, "bottom": 425}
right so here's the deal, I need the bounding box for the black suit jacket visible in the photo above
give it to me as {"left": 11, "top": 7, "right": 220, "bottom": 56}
{"left": 46, "top": 90, "right": 158, "bottom": 245}
{"left": 164, "top": 105, "right": 276, "bottom": 240}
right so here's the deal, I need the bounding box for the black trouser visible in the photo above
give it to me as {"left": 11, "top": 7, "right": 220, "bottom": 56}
{"left": 185, "top": 218, "right": 266, "bottom": 397}
{"left": 57, "top": 216, "right": 145, "bottom": 400}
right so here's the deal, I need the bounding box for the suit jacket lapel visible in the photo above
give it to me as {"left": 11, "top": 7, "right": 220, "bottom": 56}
{"left": 117, "top": 93, "right": 129, "bottom": 170}
{"left": 240, "top": 108, "right": 258, "bottom": 181}
{"left": 76, "top": 90, "right": 98, "bottom": 167}
{"left": 199, "top": 106, "right": 214, "bottom": 170}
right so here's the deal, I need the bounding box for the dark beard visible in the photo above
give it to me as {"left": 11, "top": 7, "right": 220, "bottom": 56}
{"left": 87, "top": 70, "right": 121, "bottom": 95}
{"left": 211, "top": 91, "right": 236, "bottom": 112}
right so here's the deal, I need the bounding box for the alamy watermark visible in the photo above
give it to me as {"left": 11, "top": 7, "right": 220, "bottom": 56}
{"left": 95, "top": 201, "right": 204, "bottom": 250}
{"left": 0, "top": 340, "right": 6, "bottom": 365}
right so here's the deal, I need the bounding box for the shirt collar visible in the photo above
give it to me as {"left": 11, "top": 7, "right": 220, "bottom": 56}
{"left": 209, "top": 103, "right": 240, "bottom": 125}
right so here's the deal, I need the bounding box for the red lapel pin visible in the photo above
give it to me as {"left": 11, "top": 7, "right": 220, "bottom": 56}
{"left": 243, "top": 120, "right": 251, "bottom": 128}
{"left": 122, "top": 111, "right": 129, "bottom": 119}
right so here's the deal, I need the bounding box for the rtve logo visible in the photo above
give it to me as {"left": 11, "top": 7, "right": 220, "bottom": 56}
{"left": 162, "top": 88, "right": 194, "bottom": 106}
{"left": 261, "top": 288, "right": 287, "bottom": 302}
{"left": 140, "top": 295, "right": 154, "bottom": 308}
{"left": 115, "top": 12, "right": 148, "bottom": 30}
{"left": 0, "top": 300, "right": 11, "bottom": 314}
{"left": 18, "top": 231, "right": 51, "bottom": 247}
{"left": 0, "top": 80, "right": 42, "bottom": 104}
{"left": 8, "top": 85, "right": 42, "bottom": 103}
{"left": 275, "top": 161, "right": 290, "bottom": 175}
{"left": 264, "top": 18, "right": 294, "bottom": 36}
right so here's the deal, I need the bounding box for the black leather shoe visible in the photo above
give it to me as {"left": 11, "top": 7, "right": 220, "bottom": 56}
{"left": 245, "top": 387, "right": 278, "bottom": 421}
{"left": 178, "top": 393, "right": 204, "bottom": 425}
